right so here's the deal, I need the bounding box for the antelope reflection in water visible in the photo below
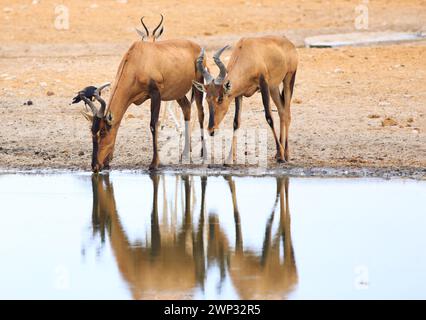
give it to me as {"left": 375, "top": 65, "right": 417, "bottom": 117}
{"left": 90, "top": 174, "right": 298, "bottom": 299}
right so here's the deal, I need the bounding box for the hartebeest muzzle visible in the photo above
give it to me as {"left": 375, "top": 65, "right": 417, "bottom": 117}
{"left": 208, "top": 103, "right": 215, "bottom": 136}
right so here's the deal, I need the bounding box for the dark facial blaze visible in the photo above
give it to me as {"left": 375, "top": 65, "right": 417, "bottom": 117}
{"left": 91, "top": 117, "right": 112, "bottom": 173}
{"left": 204, "top": 83, "right": 228, "bottom": 136}
{"left": 91, "top": 117, "right": 101, "bottom": 171}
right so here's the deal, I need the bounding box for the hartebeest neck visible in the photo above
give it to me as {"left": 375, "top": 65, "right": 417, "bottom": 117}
{"left": 225, "top": 62, "right": 257, "bottom": 99}
{"left": 106, "top": 45, "right": 141, "bottom": 128}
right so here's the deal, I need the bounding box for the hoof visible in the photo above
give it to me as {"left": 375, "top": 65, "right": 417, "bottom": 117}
{"left": 149, "top": 160, "right": 161, "bottom": 171}
{"left": 276, "top": 148, "right": 285, "bottom": 162}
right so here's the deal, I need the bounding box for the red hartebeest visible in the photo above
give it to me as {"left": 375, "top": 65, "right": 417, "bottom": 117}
{"left": 193, "top": 36, "right": 298, "bottom": 163}
{"left": 83, "top": 16, "right": 206, "bottom": 172}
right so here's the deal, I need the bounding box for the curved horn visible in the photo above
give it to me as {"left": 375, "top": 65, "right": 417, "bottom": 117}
{"left": 213, "top": 45, "right": 230, "bottom": 84}
{"left": 196, "top": 48, "right": 214, "bottom": 84}
{"left": 152, "top": 14, "right": 164, "bottom": 38}
{"left": 94, "top": 95, "right": 107, "bottom": 117}
{"left": 81, "top": 96, "right": 103, "bottom": 118}
{"left": 94, "top": 83, "right": 110, "bottom": 117}
{"left": 140, "top": 17, "right": 149, "bottom": 37}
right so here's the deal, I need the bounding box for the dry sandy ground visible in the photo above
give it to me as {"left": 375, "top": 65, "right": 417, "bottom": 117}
{"left": 0, "top": 0, "right": 425, "bottom": 176}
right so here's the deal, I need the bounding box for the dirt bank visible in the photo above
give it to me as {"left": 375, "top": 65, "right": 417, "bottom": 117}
{"left": 0, "top": 0, "right": 425, "bottom": 177}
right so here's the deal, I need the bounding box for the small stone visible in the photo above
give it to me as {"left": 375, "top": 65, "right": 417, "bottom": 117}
{"left": 78, "top": 151, "right": 85, "bottom": 156}
{"left": 46, "top": 91, "right": 55, "bottom": 96}
{"left": 368, "top": 114, "right": 380, "bottom": 119}
{"left": 381, "top": 117, "right": 398, "bottom": 127}
{"left": 293, "top": 98, "right": 302, "bottom": 104}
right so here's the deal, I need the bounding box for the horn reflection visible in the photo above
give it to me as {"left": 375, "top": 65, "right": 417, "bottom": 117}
{"left": 90, "top": 174, "right": 298, "bottom": 300}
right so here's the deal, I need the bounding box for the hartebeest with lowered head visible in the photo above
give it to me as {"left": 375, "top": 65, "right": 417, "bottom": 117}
{"left": 193, "top": 36, "right": 298, "bottom": 163}
{"left": 79, "top": 16, "right": 206, "bottom": 172}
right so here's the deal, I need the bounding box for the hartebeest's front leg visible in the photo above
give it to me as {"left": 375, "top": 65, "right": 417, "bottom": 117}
{"left": 259, "top": 75, "right": 285, "bottom": 162}
{"left": 194, "top": 78, "right": 207, "bottom": 161}
{"left": 225, "top": 176, "right": 243, "bottom": 253}
{"left": 225, "top": 96, "right": 243, "bottom": 165}
{"left": 176, "top": 96, "right": 192, "bottom": 162}
{"left": 149, "top": 82, "right": 161, "bottom": 170}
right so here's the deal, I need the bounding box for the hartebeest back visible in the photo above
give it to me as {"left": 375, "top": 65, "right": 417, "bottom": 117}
{"left": 193, "top": 36, "right": 298, "bottom": 163}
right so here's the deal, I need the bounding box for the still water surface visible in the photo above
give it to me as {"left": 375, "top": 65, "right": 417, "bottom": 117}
{"left": 0, "top": 173, "right": 425, "bottom": 299}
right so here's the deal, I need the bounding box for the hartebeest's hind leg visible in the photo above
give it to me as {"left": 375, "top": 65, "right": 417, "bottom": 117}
{"left": 149, "top": 82, "right": 161, "bottom": 170}
{"left": 176, "top": 96, "right": 192, "bottom": 162}
{"left": 270, "top": 87, "right": 286, "bottom": 161}
{"left": 225, "top": 96, "right": 242, "bottom": 165}
{"left": 282, "top": 72, "right": 296, "bottom": 161}
{"left": 270, "top": 72, "right": 296, "bottom": 162}
{"left": 259, "top": 75, "right": 285, "bottom": 162}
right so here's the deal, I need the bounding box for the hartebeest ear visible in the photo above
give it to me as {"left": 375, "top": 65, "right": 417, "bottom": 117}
{"left": 223, "top": 80, "right": 232, "bottom": 95}
{"left": 192, "top": 80, "right": 206, "bottom": 93}
{"left": 135, "top": 28, "right": 146, "bottom": 40}
{"left": 153, "top": 26, "right": 164, "bottom": 40}
{"left": 105, "top": 112, "right": 113, "bottom": 126}
{"left": 81, "top": 111, "right": 94, "bottom": 122}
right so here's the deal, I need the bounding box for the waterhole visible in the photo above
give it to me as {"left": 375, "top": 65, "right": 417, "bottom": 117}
{"left": 0, "top": 173, "right": 425, "bottom": 299}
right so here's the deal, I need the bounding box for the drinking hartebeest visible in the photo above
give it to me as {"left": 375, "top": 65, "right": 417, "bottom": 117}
{"left": 192, "top": 36, "right": 298, "bottom": 163}
{"left": 80, "top": 16, "right": 206, "bottom": 172}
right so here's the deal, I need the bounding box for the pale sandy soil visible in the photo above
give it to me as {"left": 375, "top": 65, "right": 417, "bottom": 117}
{"left": 0, "top": 0, "right": 425, "bottom": 175}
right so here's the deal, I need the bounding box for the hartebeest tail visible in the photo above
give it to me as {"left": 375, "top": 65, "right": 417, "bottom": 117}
{"left": 193, "top": 36, "right": 298, "bottom": 163}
